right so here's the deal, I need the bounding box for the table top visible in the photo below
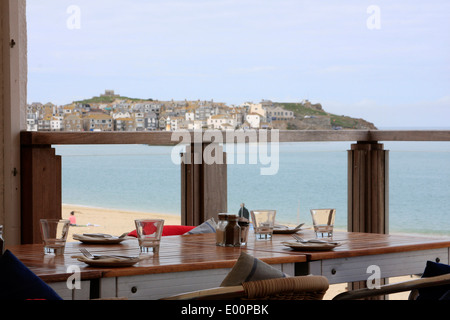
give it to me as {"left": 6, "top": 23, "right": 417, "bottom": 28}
{"left": 7, "top": 230, "right": 450, "bottom": 283}
{"left": 245, "top": 229, "right": 450, "bottom": 261}
{"left": 6, "top": 233, "right": 306, "bottom": 282}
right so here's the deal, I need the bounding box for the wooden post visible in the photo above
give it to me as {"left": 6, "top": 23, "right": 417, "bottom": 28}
{"left": 181, "top": 142, "right": 227, "bottom": 226}
{"left": 348, "top": 141, "right": 389, "bottom": 297}
{"left": 1, "top": 0, "right": 27, "bottom": 246}
{"left": 348, "top": 141, "right": 389, "bottom": 234}
{"left": 20, "top": 145, "right": 62, "bottom": 244}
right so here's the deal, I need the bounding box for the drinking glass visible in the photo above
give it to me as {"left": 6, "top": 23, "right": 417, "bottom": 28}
{"left": 310, "top": 209, "right": 336, "bottom": 238}
{"left": 40, "top": 219, "right": 70, "bottom": 255}
{"left": 134, "top": 219, "right": 164, "bottom": 253}
{"left": 250, "top": 210, "right": 276, "bottom": 240}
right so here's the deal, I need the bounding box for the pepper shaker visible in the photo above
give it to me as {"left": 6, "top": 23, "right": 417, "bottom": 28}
{"left": 225, "top": 215, "right": 241, "bottom": 247}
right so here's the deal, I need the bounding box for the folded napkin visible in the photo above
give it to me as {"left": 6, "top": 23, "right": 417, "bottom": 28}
{"left": 72, "top": 255, "right": 145, "bottom": 268}
{"left": 288, "top": 240, "right": 340, "bottom": 246}
{"left": 82, "top": 233, "right": 113, "bottom": 238}
{"left": 73, "top": 234, "right": 125, "bottom": 241}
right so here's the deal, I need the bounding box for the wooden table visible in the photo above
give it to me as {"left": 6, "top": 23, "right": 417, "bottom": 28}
{"left": 7, "top": 230, "right": 450, "bottom": 300}
{"left": 254, "top": 230, "right": 450, "bottom": 285}
{"left": 6, "top": 233, "right": 307, "bottom": 300}
{"left": 169, "top": 229, "right": 450, "bottom": 285}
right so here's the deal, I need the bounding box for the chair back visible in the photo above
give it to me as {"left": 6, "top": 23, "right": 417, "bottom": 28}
{"left": 161, "top": 275, "right": 329, "bottom": 300}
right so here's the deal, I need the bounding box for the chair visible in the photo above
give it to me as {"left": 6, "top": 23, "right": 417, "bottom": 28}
{"left": 332, "top": 273, "right": 450, "bottom": 300}
{"left": 161, "top": 275, "right": 330, "bottom": 300}
{"left": 161, "top": 273, "right": 450, "bottom": 301}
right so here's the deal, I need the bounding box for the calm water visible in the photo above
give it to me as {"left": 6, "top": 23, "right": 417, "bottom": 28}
{"left": 54, "top": 140, "right": 450, "bottom": 236}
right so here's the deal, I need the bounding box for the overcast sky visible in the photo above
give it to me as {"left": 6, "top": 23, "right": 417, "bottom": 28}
{"left": 26, "top": 0, "right": 450, "bottom": 128}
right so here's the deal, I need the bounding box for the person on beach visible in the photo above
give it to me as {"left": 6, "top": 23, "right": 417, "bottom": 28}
{"left": 69, "top": 211, "right": 77, "bottom": 226}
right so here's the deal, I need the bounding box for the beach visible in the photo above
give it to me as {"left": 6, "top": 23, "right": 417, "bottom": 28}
{"left": 62, "top": 204, "right": 181, "bottom": 241}
{"left": 62, "top": 203, "right": 412, "bottom": 300}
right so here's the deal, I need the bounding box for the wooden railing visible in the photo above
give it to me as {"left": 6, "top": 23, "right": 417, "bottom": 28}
{"left": 20, "top": 130, "right": 450, "bottom": 145}
{"left": 20, "top": 130, "right": 450, "bottom": 244}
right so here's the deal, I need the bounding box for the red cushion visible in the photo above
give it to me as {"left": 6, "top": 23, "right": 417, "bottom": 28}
{"left": 128, "top": 221, "right": 158, "bottom": 238}
{"left": 128, "top": 225, "right": 195, "bottom": 237}
{"left": 162, "top": 225, "right": 196, "bottom": 236}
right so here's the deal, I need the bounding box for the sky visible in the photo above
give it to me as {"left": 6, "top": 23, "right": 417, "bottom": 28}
{"left": 26, "top": 0, "right": 450, "bottom": 128}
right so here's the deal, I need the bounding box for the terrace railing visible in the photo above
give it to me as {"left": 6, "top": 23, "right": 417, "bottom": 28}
{"left": 20, "top": 130, "right": 450, "bottom": 244}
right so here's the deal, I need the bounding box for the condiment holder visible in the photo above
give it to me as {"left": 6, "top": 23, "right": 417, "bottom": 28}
{"left": 215, "top": 213, "right": 249, "bottom": 247}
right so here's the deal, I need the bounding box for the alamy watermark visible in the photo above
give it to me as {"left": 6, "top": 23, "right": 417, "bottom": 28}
{"left": 67, "top": 5, "right": 81, "bottom": 30}
{"left": 367, "top": 265, "right": 381, "bottom": 289}
{"left": 367, "top": 5, "right": 381, "bottom": 30}
{"left": 171, "top": 129, "right": 280, "bottom": 176}
{"left": 66, "top": 265, "right": 81, "bottom": 290}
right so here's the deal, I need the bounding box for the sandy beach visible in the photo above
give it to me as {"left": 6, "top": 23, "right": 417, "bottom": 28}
{"left": 62, "top": 204, "right": 181, "bottom": 241}
{"left": 62, "top": 203, "right": 412, "bottom": 300}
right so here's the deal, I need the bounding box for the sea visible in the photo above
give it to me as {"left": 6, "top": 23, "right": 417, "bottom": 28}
{"left": 54, "top": 129, "right": 450, "bottom": 237}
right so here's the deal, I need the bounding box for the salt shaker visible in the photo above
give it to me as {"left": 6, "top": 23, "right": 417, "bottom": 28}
{"left": 216, "top": 213, "right": 228, "bottom": 246}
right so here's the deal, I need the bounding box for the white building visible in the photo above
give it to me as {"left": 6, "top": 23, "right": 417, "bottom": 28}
{"left": 207, "top": 114, "right": 236, "bottom": 130}
{"left": 185, "top": 110, "right": 195, "bottom": 121}
{"left": 112, "top": 111, "right": 132, "bottom": 119}
{"left": 50, "top": 116, "right": 63, "bottom": 131}
{"left": 188, "top": 120, "right": 204, "bottom": 130}
{"left": 246, "top": 113, "right": 261, "bottom": 129}
{"left": 248, "top": 103, "right": 266, "bottom": 121}
{"left": 26, "top": 118, "right": 38, "bottom": 131}
{"left": 169, "top": 116, "right": 184, "bottom": 131}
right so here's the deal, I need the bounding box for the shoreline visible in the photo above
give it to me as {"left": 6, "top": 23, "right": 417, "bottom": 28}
{"left": 63, "top": 203, "right": 450, "bottom": 240}
{"left": 63, "top": 203, "right": 180, "bottom": 219}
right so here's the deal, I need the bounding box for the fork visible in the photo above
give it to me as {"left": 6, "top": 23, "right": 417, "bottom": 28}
{"left": 79, "top": 248, "right": 135, "bottom": 260}
{"left": 291, "top": 234, "right": 340, "bottom": 245}
{"left": 291, "top": 234, "right": 327, "bottom": 243}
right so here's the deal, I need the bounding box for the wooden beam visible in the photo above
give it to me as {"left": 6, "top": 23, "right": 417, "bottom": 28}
{"left": 1, "top": 0, "right": 27, "bottom": 245}
{"left": 20, "top": 130, "right": 450, "bottom": 147}
{"left": 181, "top": 143, "right": 227, "bottom": 226}
{"left": 20, "top": 131, "right": 177, "bottom": 146}
{"left": 370, "top": 130, "right": 450, "bottom": 141}
{"left": 20, "top": 145, "right": 62, "bottom": 244}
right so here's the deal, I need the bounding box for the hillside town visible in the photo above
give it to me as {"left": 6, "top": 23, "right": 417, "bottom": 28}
{"left": 26, "top": 90, "right": 297, "bottom": 132}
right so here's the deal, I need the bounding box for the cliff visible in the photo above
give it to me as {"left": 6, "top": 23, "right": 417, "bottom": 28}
{"left": 273, "top": 101, "right": 377, "bottom": 130}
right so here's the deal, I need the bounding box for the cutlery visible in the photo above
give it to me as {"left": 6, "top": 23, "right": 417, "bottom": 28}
{"left": 82, "top": 233, "right": 112, "bottom": 238}
{"left": 82, "top": 232, "right": 128, "bottom": 239}
{"left": 291, "top": 234, "right": 339, "bottom": 245}
{"left": 291, "top": 234, "right": 326, "bottom": 243}
{"left": 79, "top": 248, "right": 136, "bottom": 260}
{"left": 274, "top": 223, "right": 304, "bottom": 229}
